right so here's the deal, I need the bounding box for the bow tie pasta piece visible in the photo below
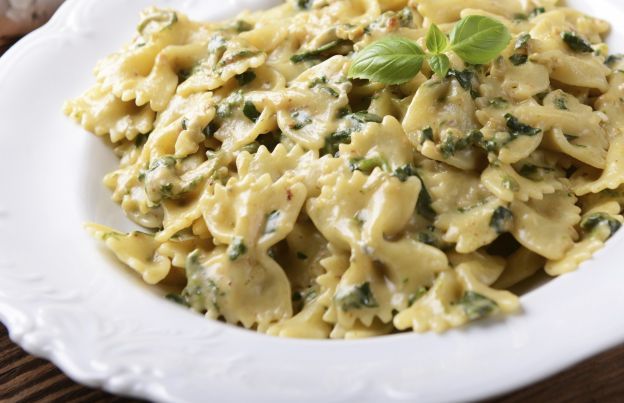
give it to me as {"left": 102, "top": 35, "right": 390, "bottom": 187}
{"left": 403, "top": 78, "right": 481, "bottom": 170}
{"left": 571, "top": 136, "right": 624, "bottom": 196}
{"left": 481, "top": 153, "right": 565, "bottom": 203}
{"left": 176, "top": 34, "right": 267, "bottom": 97}
{"left": 339, "top": 116, "right": 413, "bottom": 173}
{"left": 63, "top": 85, "right": 155, "bottom": 143}
{"left": 202, "top": 173, "right": 307, "bottom": 249}
{"left": 182, "top": 247, "right": 292, "bottom": 330}
{"left": 529, "top": 9, "right": 610, "bottom": 91}
{"left": 546, "top": 197, "right": 623, "bottom": 275}
{"left": 488, "top": 56, "right": 550, "bottom": 101}
{"left": 510, "top": 190, "right": 581, "bottom": 260}
{"left": 595, "top": 71, "right": 624, "bottom": 140}
{"left": 276, "top": 56, "right": 353, "bottom": 151}
{"left": 85, "top": 224, "right": 172, "bottom": 284}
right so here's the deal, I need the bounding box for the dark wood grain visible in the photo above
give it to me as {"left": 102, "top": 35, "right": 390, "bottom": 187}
{"left": 1, "top": 322, "right": 624, "bottom": 402}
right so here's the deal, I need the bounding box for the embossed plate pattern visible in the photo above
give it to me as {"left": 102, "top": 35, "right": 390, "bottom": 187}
{"left": 1, "top": 0, "right": 624, "bottom": 402}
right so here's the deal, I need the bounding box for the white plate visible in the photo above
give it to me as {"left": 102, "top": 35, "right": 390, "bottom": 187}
{"left": 1, "top": 0, "right": 624, "bottom": 402}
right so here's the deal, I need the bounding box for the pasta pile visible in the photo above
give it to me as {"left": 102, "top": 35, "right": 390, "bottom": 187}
{"left": 65, "top": 0, "right": 624, "bottom": 338}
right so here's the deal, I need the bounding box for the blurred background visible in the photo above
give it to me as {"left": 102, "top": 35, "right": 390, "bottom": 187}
{"left": 0, "top": 0, "right": 64, "bottom": 51}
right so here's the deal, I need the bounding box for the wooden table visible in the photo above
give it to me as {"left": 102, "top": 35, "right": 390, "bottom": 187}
{"left": 2, "top": 40, "right": 624, "bottom": 403}
{"left": 1, "top": 322, "right": 623, "bottom": 402}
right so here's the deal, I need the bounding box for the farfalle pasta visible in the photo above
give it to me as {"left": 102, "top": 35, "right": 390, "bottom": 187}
{"left": 66, "top": 0, "right": 623, "bottom": 339}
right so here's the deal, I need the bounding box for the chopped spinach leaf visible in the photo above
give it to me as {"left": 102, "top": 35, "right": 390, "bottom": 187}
{"left": 349, "top": 157, "right": 386, "bottom": 174}
{"left": 350, "top": 111, "right": 383, "bottom": 124}
{"left": 515, "top": 33, "right": 531, "bottom": 50}
{"left": 505, "top": 113, "right": 541, "bottom": 137}
{"left": 264, "top": 210, "right": 281, "bottom": 234}
{"left": 555, "top": 97, "right": 568, "bottom": 110}
{"left": 291, "top": 39, "right": 350, "bottom": 63}
{"left": 335, "top": 282, "right": 378, "bottom": 311}
{"left": 448, "top": 69, "right": 478, "bottom": 97}
{"left": 393, "top": 165, "right": 414, "bottom": 182}
{"left": 165, "top": 293, "right": 189, "bottom": 306}
{"left": 439, "top": 130, "right": 483, "bottom": 157}
{"left": 243, "top": 101, "right": 261, "bottom": 122}
{"left": 509, "top": 54, "right": 528, "bottom": 65}
{"left": 605, "top": 54, "right": 623, "bottom": 67}
{"left": 228, "top": 237, "right": 247, "bottom": 261}
{"left": 581, "top": 212, "right": 622, "bottom": 239}
{"left": 320, "top": 130, "right": 352, "bottom": 156}
{"left": 488, "top": 97, "right": 509, "bottom": 109}
{"left": 296, "top": 251, "right": 308, "bottom": 260}
{"left": 234, "top": 20, "right": 253, "bottom": 32}
{"left": 235, "top": 70, "right": 256, "bottom": 86}
{"left": 290, "top": 110, "right": 313, "bottom": 130}
{"left": 490, "top": 206, "right": 513, "bottom": 234}
{"left": 562, "top": 32, "right": 593, "bottom": 53}
{"left": 458, "top": 291, "right": 498, "bottom": 320}
{"left": 421, "top": 127, "right": 434, "bottom": 144}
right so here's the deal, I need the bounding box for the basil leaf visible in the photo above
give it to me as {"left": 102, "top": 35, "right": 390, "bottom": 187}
{"left": 428, "top": 53, "right": 450, "bottom": 78}
{"left": 449, "top": 15, "right": 511, "bottom": 64}
{"left": 426, "top": 24, "right": 448, "bottom": 54}
{"left": 348, "top": 36, "right": 425, "bottom": 85}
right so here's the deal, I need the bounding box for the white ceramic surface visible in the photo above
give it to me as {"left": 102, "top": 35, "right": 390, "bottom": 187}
{"left": 1, "top": 1, "right": 624, "bottom": 402}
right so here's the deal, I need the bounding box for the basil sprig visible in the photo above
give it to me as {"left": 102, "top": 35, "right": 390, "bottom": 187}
{"left": 349, "top": 15, "right": 511, "bottom": 84}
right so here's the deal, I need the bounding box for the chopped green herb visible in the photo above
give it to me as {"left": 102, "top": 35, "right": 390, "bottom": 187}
{"left": 160, "top": 183, "right": 174, "bottom": 197}
{"left": 165, "top": 293, "right": 189, "bottom": 306}
{"left": 421, "top": 127, "right": 434, "bottom": 144}
{"left": 264, "top": 210, "right": 281, "bottom": 234}
{"left": 502, "top": 176, "right": 519, "bottom": 191}
{"left": 291, "top": 39, "right": 350, "bottom": 63}
{"left": 581, "top": 212, "right": 622, "bottom": 239}
{"left": 393, "top": 165, "right": 415, "bottom": 182}
{"left": 349, "top": 157, "right": 386, "bottom": 174}
{"left": 509, "top": 54, "right": 528, "bottom": 65}
{"left": 297, "top": 0, "right": 313, "bottom": 10}
{"left": 350, "top": 111, "right": 383, "bottom": 124}
{"left": 256, "top": 131, "right": 282, "bottom": 152}
{"left": 202, "top": 122, "right": 218, "bottom": 138}
{"left": 439, "top": 130, "right": 483, "bottom": 157}
{"left": 458, "top": 291, "right": 498, "bottom": 320}
{"left": 555, "top": 97, "right": 568, "bottom": 110}
{"left": 505, "top": 113, "right": 541, "bottom": 137}
{"left": 320, "top": 85, "right": 339, "bottom": 98}
{"left": 243, "top": 101, "right": 261, "bottom": 122}
{"left": 137, "top": 11, "right": 178, "bottom": 34}
{"left": 448, "top": 69, "right": 475, "bottom": 94}
{"left": 515, "top": 33, "right": 531, "bottom": 50}
{"left": 290, "top": 110, "right": 313, "bottom": 130}
{"left": 296, "top": 251, "right": 308, "bottom": 260}
{"left": 490, "top": 206, "right": 513, "bottom": 234}
{"left": 228, "top": 237, "right": 247, "bottom": 261}
{"left": 488, "top": 97, "right": 509, "bottom": 109}
{"left": 562, "top": 32, "right": 593, "bottom": 53}
{"left": 335, "top": 282, "right": 378, "bottom": 311}
{"left": 320, "top": 130, "right": 352, "bottom": 156}
{"left": 529, "top": 7, "right": 545, "bottom": 18}
{"left": 235, "top": 70, "right": 256, "bottom": 86}
{"left": 181, "top": 118, "right": 189, "bottom": 130}
{"left": 605, "top": 54, "right": 623, "bottom": 67}
{"left": 234, "top": 20, "right": 253, "bottom": 33}
{"left": 148, "top": 155, "right": 177, "bottom": 171}
{"left": 219, "top": 50, "right": 262, "bottom": 66}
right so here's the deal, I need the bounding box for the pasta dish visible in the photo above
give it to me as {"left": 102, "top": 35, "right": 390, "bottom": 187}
{"left": 65, "top": 0, "right": 624, "bottom": 339}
